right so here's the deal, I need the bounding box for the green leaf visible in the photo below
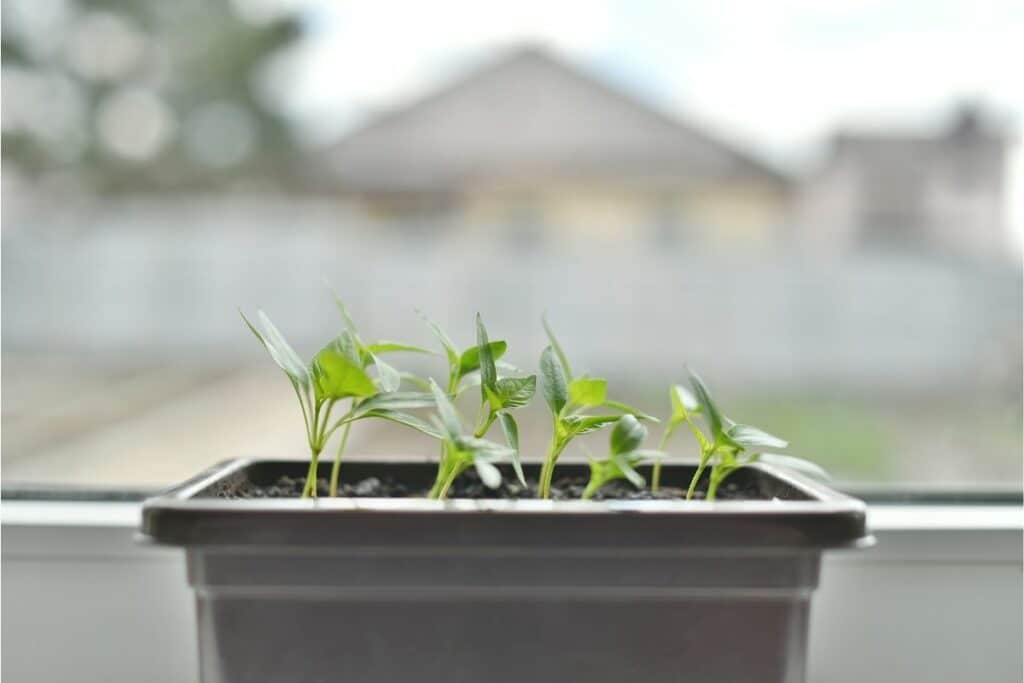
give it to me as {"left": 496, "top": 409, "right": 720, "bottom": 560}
{"left": 473, "top": 459, "right": 503, "bottom": 489}
{"left": 429, "top": 379, "right": 461, "bottom": 439}
{"left": 370, "top": 353, "right": 401, "bottom": 392}
{"left": 497, "top": 412, "right": 527, "bottom": 486}
{"left": 688, "top": 369, "right": 725, "bottom": 440}
{"left": 350, "top": 392, "right": 436, "bottom": 418}
{"left": 726, "top": 424, "right": 789, "bottom": 450}
{"left": 328, "top": 330, "right": 363, "bottom": 367}
{"left": 399, "top": 372, "right": 432, "bottom": 391}
{"left": 631, "top": 449, "right": 666, "bottom": 460}
{"left": 330, "top": 290, "right": 361, "bottom": 341}
{"left": 754, "top": 453, "right": 829, "bottom": 482}
{"left": 365, "top": 341, "right": 432, "bottom": 355}
{"left": 610, "top": 454, "right": 646, "bottom": 489}
{"left": 539, "top": 346, "right": 568, "bottom": 414}
{"left": 610, "top": 414, "right": 647, "bottom": 456}
{"left": 241, "top": 311, "right": 310, "bottom": 390}
{"left": 568, "top": 376, "right": 607, "bottom": 406}
{"left": 475, "top": 314, "right": 498, "bottom": 394}
{"left": 561, "top": 414, "right": 621, "bottom": 436}
{"left": 671, "top": 384, "right": 700, "bottom": 420}
{"left": 417, "top": 311, "right": 460, "bottom": 371}
{"left": 360, "top": 409, "right": 444, "bottom": 439}
{"left": 494, "top": 375, "right": 537, "bottom": 409}
{"left": 457, "top": 341, "right": 508, "bottom": 378}
{"left": 542, "top": 316, "right": 573, "bottom": 382}
{"left": 600, "top": 399, "right": 659, "bottom": 422}
{"left": 454, "top": 435, "right": 514, "bottom": 457}
{"left": 312, "top": 348, "right": 377, "bottom": 399}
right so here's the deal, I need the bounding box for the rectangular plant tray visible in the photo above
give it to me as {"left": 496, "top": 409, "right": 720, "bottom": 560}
{"left": 140, "top": 459, "right": 871, "bottom": 683}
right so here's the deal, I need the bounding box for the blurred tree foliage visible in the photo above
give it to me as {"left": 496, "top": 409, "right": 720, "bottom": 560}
{"left": 1, "top": 0, "right": 302, "bottom": 192}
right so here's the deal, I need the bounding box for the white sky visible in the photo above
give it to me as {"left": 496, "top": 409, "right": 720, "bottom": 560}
{"left": 251, "top": 0, "right": 1023, "bottom": 243}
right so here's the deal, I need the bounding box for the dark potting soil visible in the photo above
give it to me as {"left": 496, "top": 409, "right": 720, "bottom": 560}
{"left": 222, "top": 469, "right": 755, "bottom": 501}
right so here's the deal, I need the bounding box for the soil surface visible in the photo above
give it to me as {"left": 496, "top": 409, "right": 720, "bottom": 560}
{"left": 222, "top": 470, "right": 756, "bottom": 501}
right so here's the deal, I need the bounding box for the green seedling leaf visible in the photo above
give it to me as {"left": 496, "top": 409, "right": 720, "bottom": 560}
{"left": 361, "top": 409, "right": 444, "bottom": 439}
{"left": 688, "top": 369, "right": 725, "bottom": 440}
{"left": 497, "top": 412, "right": 527, "bottom": 486}
{"left": 475, "top": 314, "right": 498, "bottom": 393}
{"left": 670, "top": 384, "right": 700, "bottom": 420}
{"left": 429, "top": 379, "right": 462, "bottom": 439}
{"left": 726, "top": 424, "right": 789, "bottom": 449}
{"left": 241, "top": 311, "right": 310, "bottom": 390}
{"left": 454, "top": 435, "right": 515, "bottom": 459}
{"left": 610, "top": 414, "right": 647, "bottom": 456}
{"left": 540, "top": 346, "right": 568, "bottom": 414}
{"left": 754, "top": 453, "right": 829, "bottom": 482}
{"left": 562, "top": 414, "right": 622, "bottom": 436}
{"left": 601, "top": 399, "right": 659, "bottom": 422}
{"left": 473, "top": 459, "right": 503, "bottom": 489}
{"left": 494, "top": 376, "right": 537, "bottom": 409}
{"left": 350, "top": 392, "right": 436, "bottom": 418}
{"left": 610, "top": 454, "right": 646, "bottom": 488}
{"left": 542, "top": 316, "right": 573, "bottom": 382}
{"left": 399, "top": 372, "right": 432, "bottom": 391}
{"left": 418, "top": 311, "right": 460, "bottom": 370}
{"left": 365, "top": 341, "right": 432, "bottom": 355}
{"left": 458, "top": 341, "right": 508, "bottom": 378}
{"left": 370, "top": 353, "right": 401, "bottom": 392}
{"left": 312, "top": 348, "right": 377, "bottom": 399}
{"left": 328, "top": 330, "right": 363, "bottom": 366}
{"left": 569, "top": 376, "right": 607, "bottom": 407}
{"left": 330, "top": 290, "right": 361, "bottom": 340}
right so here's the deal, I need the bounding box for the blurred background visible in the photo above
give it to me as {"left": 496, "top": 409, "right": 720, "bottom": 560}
{"left": 2, "top": 0, "right": 1021, "bottom": 491}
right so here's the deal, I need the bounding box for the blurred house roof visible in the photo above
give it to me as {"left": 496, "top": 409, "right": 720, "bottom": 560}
{"left": 319, "top": 47, "right": 789, "bottom": 193}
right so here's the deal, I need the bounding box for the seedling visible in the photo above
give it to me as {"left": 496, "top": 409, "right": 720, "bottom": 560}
{"left": 418, "top": 313, "right": 535, "bottom": 492}
{"left": 536, "top": 317, "right": 656, "bottom": 499}
{"left": 426, "top": 379, "right": 517, "bottom": 499}
{"left": 582, "top": 415, "right": 664, "bottom": 499}
{"left": 241, "top": 301, "right": 437, "bottom": 498}
{"left": 650, "top": 384, "right": 703, "bottom": 492}
{"left": 679, "top": 370, "right": 828, "bottom": 500}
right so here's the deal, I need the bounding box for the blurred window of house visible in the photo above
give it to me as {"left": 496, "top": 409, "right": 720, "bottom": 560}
{"left": 2, "top": 0, "right": 1020, "bottom": 494}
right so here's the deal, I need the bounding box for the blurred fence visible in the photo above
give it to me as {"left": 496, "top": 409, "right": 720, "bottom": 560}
{"left": 2, "top": 194, "right": 1020, "bottom": 395}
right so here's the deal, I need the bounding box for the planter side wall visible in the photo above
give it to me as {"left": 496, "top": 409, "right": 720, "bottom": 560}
{"left": 190, "top": 547, "right": 819, "bottom": 683}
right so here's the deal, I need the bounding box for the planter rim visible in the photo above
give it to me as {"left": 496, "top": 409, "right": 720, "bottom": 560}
{"left": 140, "top": 458, "right": 872, "bottom": 551}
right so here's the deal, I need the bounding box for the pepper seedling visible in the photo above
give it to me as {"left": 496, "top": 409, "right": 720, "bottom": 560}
{"left": 418, "top": 312, "right": 534, "bottom": 492}
{"left": 241, "top": 302, "right": 437, "bottom": 498}
{"left": 681, "top": 369, "right": 829, "bottom": 500}
{"left": 537, "top": 317, "right": 657, "bottom": 499}
{"left": 427, "top": 378, "right": 517, "bottom": 499}
{"left": 650, "top": 384, "right": 703, "bottom": 492}
{"left": 582, "top": 415, "right": 664, "bottom": 499}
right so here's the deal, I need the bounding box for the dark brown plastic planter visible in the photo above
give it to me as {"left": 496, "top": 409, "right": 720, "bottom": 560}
{"left": 140, "top": 458, "right": 871, "bottom": 683}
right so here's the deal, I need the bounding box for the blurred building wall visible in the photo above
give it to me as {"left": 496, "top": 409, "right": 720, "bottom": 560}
{"left": 2, "top": 192, "right": 1019, "bottom": 397}
{"left": 795, "top": 105, "right": 1014, "bottom": 260}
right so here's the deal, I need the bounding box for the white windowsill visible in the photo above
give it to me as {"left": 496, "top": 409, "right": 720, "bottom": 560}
{"left": 2, "top": 499, "right": 1021, "bottom": 530}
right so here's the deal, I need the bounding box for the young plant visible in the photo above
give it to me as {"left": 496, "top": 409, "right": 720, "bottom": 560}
{"left": 427, "top": 379, "right": 517, "bottom": 499}
{"left": 681, "top": 370, "right": 824, "bottom": 500}
{"left": 537, "top": 317, "right": 656, "bottom": 499}
{"left": 419, "top": 312, "right": 534, "bottom": 491}
{"left": 650, "top": 384, "right": 702, "bottom": 492}
{"left": 241, "top": 303, "right": 437, "bottom": 498}
{"left": 582, "top": 415, "right": 663, "bottom": 499}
